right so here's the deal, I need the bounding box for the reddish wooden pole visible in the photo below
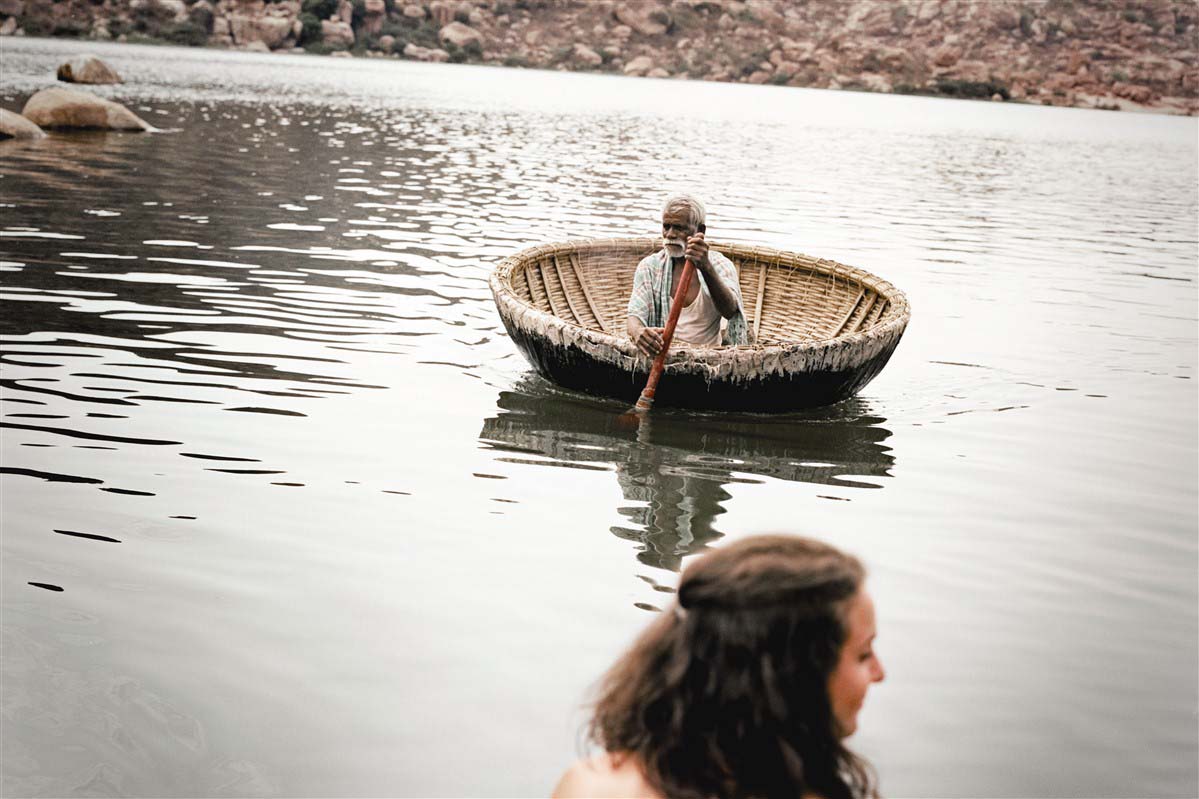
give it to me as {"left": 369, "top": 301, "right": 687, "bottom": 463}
{"left": 634, "top": 256, "right": 696, "bottom": 412}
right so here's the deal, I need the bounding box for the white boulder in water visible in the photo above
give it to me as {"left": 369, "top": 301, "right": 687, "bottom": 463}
{"left": 0, "top": 108, "right": 47, "bottom": 139}
{"left": 57, "top": 55, "right": 124, "bottom": 85}
{"left": 22, "top": 87, "right": 153, "bottom": 132}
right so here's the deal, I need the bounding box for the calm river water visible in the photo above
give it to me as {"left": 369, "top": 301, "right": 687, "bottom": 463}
{"left": 2, "top": 38, "right": 1196, "bottom": 798}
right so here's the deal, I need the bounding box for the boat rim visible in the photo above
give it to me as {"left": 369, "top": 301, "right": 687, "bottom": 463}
{"left": 490, "top": 237, "right": 911, "bottom": 373}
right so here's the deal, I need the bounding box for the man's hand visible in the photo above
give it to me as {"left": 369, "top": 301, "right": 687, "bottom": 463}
{"left": 685, "top": 231, "right": 710, "bottom": 272}
{"left": 628, "top": 316, "right": 666, "bottom": 357}
{"left": 635, "top": 326, "right": 666, "bottom": 358}
{"left": 682, "top": 231, "right": 740, "bottom": 320}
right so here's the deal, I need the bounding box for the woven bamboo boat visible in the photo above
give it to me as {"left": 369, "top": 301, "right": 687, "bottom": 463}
{"left": 489, "top": 238, "right": 910, "bottom": 412}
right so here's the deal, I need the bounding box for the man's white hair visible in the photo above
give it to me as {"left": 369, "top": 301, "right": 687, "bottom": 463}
{"left": 662, "top": 193, "right": 706, "bottom": 231}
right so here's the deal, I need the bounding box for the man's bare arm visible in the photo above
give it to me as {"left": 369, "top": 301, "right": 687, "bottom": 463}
{"left": 686, "top": 233, "right": 739, "bottom": 318}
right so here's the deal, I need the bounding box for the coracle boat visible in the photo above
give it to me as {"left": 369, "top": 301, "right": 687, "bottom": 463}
{"left": 489, "top": 238, "right": 910, "bottom": 412}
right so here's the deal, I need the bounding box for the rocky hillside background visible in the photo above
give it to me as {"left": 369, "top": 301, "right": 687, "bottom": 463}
{"left": 3, "top": 0, "right": 1197, "bottom": 114}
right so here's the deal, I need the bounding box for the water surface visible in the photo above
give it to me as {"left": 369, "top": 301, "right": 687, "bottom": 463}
{"left": 2, "top": 39, "right": 1197, "bottom": 797}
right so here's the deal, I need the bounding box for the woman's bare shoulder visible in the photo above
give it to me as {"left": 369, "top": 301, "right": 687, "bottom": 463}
{"left": 551, "top": 752, "right": 661, "bottom": 798}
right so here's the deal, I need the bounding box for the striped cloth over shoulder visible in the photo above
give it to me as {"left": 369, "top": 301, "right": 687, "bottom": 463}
{"left": 626, "top": 247, "right": 749, "bottom": 345}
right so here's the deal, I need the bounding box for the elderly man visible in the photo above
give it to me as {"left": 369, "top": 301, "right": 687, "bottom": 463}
{"left": 626, "top": 194, "right": 749, "bottom": 358}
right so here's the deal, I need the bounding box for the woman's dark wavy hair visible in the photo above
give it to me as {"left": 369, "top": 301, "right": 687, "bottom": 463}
{"left": 588, "top": 535, "right": 877, "bottom": 799}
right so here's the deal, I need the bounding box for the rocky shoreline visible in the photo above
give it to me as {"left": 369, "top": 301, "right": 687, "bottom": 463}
{"left": 2, "top": 0, "right": 1197, "bottom": 116}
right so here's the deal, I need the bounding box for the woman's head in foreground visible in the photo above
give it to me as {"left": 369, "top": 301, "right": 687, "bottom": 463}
{"left": 589, "top": 535, "right": 884, "bottom": 799}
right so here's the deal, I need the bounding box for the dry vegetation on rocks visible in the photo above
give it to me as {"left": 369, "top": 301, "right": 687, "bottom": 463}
{"left": 3, "top": 0, "right": 1196, "bottom": 114}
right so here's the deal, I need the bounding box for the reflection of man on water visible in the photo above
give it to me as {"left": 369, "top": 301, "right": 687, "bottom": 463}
{"left": 610, "top": 429, "right": 730, "bottom": 572}
{"left": 626, "top": 194, "right": 749, "bottom": 357}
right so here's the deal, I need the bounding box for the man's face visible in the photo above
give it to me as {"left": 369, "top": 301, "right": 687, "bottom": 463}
{"left": 662, "top": 209, "right": 694, "bottom": 258}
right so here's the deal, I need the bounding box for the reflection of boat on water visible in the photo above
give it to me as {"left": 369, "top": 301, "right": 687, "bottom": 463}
{"left": 480, "top": 380, "right": 897, "bottom": 488}
{"left": 479, "top": 378, "right": 896, "bottom": 572}
{"left": 490, "top": 238, "right": 910, "bottom": 412}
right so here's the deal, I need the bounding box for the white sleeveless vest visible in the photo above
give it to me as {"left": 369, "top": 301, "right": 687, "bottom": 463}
{"left": 673, "top": 277, "right": 723, "bottom": 347}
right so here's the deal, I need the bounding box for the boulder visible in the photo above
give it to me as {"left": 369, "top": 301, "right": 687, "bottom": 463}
{"left": 0, "top": 16, "right": 17, "bottom": 36}
{"left": 0, "top": 108, "right": 46, "bottom": 139}
{"left": 744, "top": 0, "right": 782, "bottom": 29}
{"left": 321, "top": 19, "right": 354, "bottom": 47}
{"left": 1140, "top": 0, "right": 1173, "bottom": 27}
{"left": 228, "top": 13, "right": 293, "bottom": 49}
{"left": 572, "top": 42, "right": 602, "bottom": 66}
{"left": 848, "top": 2, "right": 894, "bottom": 36}
{"left": 623, "top": 54, "right": 654, "bottom": 76}
{"left": 948, "top": 59, "right": 991, "bottom": 83}
{"left": 647, "top": 67, "right": 670, "bottom": 78}
{"left": 404, "top": 43, "right": 450, "bottom": 62}
{"left": 401, "top": 4, "right": 425, "bottom": 18}
{"left": 229, "top": 13, "right": 256, "bottom": 43}
{"left": 875, "top": 45, "right": 908, "bottom": 70}
{"left": 429, "top": 0, "right": 453, "bottom": 26}
{"left": 932, "top": 44, "right": 962, "bottom": 67}
{"left": 773, "top": 59, "right": 798, "bottom": 80}
{"left": 21, "top": 87, "right": 152, "bottom": 131}
{"left": 362, "top": 0, "right": 385, "bottom": 36}
{"left": 614, "top": 4, "right": 668, "bottom": 36}
{"left": 439, "top": 21, "right": 481, "bottom": 49}
{"left": 1113, "top": 82, "right": 1153, "bottom": 104}
{"left": 255, "top": 16, "right": 293, "bottom": 49}
{"left": 859, "top": 72, "right": 892, "bottom": 92}
{"left": 57, "top": 56, "right": 124, "bottom": 84}
{"left": 989, "top": 4, "right": 1019, "bottom": 30}
{"left": 378, "top": 33, "right": 395, "bottom": 53}
{"left": 129, "top": 0, "right": 185, "bottom": 20}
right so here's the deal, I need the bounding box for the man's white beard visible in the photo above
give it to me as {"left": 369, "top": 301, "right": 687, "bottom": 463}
{"left": 664, "top": 240, "right": 685, "bottom": 258}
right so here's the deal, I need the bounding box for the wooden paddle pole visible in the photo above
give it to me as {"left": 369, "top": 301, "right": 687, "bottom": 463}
{"left": 633, "top": 256, "right": 696, "bottom": 412}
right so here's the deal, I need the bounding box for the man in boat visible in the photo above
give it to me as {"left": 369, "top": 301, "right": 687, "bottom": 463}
{"left": 626, "top": 194, "right": 749, "bottom": 357}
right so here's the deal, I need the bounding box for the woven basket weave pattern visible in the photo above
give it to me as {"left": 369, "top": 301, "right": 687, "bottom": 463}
{"left": 495, "top": 238, "right": 907, "bottom": 347}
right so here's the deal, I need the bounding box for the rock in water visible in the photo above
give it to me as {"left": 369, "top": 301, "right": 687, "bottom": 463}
{"left": 21, "top": 87, "right": 152, "bottom": 131}
{"left": 623, "top": 55, "right": 655, "bottom": 76}
{"left": 0, "top": 108, "right": 47, "bottom": 139}
{"left": 56, "top": 56, "right": 124, "bottom": 85}
{"left": 403, "top": 43, "right": 449, "bottom": 62}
